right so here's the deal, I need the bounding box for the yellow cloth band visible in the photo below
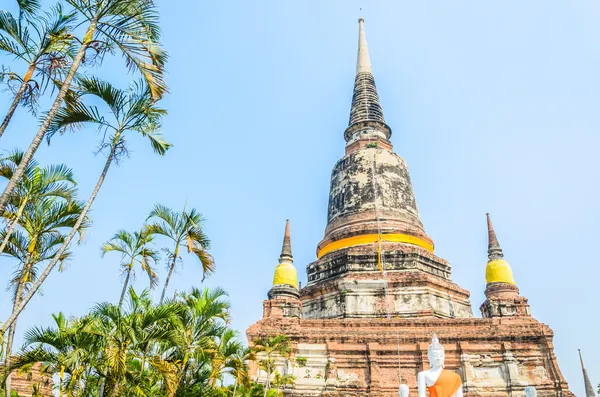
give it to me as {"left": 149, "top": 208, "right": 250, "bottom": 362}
{"left": 317, "top": 233, "right": 434, "bottom": 259}
{"left": 486, "top": 259, "right": 516, "bottom": 285}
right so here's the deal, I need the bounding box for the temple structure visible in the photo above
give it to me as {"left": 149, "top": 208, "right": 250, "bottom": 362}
{"left": 247, "top": 19, "right": 574, "bottom": 396}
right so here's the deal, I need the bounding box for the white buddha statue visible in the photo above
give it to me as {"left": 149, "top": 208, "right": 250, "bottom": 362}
{"left": 417, "top": 335, "right": 463, "bottom": 397}
{"left": 398, "top": 383, "right": 409, "bottom": 397}
{"left": 525, "top": 386, "right": 537, "bottom": 397}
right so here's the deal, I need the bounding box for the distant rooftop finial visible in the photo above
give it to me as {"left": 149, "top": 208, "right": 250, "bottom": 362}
{"left": 486, "top": 213, "right": 504, "bottom": 260}
{"left": 579, "top": 349, "right": 597, "bottom": 397}
{"left": 279, "top": 219, "right": 293, "bottom": 264}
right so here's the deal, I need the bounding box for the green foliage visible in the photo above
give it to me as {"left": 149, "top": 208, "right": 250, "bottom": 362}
{"left": 295, "top": 357, "right": 307, "bottom": 367}
{"left": 8, "top": 287, "right": 249, "bottom": 397}
{"left": 250, "top": 335, "right": 292, "bottom": 397}
{"left": 145, "top": 203, "right": 214, "bottom": 302}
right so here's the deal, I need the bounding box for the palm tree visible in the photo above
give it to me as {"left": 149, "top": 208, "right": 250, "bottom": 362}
{"left": 12, "top": 290, "right": 180, "bottom": 397}
{"left": 1, "top": 196, "right": 87, "bottom": 396}
{"left": 0, "top": 0, "right": 168, "bottom": 214}
{"left": 229, "top": 348, "right": 254, "bottom": 397}
{"left": 101, "top": 229, "right": 159, "bottom": 307}
{"left": 207, "top": 329, "right": 244, "bottom": 387}
{"left": 90, "top": 288, "right": 179, "bottom": 397}
{"left": 0, "top": 150, "right": 77, "bottom": 255}
{"left": 0, "top": 77, "right": 171, "bottom": 336}
{"left": 10, "top": 313, "right": 101, "bottom": 397}
{"left": 146, "top": 204, "right": 214, "bottom": 303}
{"left": 250, "top": 335, "right": 292, "bottom": 397}
{"left": 271, "top": 371, "right": 295, "bottom": 393}
{"left": 0, "top": 2, "right": 77, "bottom": 139}
{"left": 169, "top": 288, "right": 230, "bottom": 395}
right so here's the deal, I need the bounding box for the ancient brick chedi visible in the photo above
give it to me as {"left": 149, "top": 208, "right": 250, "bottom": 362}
{"left": 247, "top": 19, "right": 573, "bottom": 396}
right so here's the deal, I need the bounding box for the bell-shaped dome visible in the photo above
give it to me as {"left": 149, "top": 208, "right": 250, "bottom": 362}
{"left": 273, "top": 262, "right": 298, "bottom": 288}
{"left": 486, "top": 259, "right": 516, "bottom": 285}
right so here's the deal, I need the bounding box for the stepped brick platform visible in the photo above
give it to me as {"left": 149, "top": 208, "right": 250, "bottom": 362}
{"left": 248, "top": 314, "right": 572, "bottom": 397}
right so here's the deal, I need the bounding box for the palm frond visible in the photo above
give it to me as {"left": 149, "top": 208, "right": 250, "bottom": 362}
{"left": 46, "top": 102, "right": 106, "bottom": 141}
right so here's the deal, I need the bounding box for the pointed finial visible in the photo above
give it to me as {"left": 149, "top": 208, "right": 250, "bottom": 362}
{"left": 486, "top": 213, "right": 504, "bottom": 260}
{"left": 345, "top": 18, "right": 390, "bottom": 141}
{"left": 357, "top": 18, "right": 372, "bottom": 74}
{"left": 579, "top": 350, "right": 597, "bottom": 397}
{"left": 279, "top": 219, "right": 293, "bottom": 264}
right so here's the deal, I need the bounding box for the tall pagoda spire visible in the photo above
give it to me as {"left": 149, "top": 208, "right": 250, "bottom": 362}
{"left": 345, "top": 18, "right": 391, "bottom": 143}
{"left": 579, "top": 350, "right": 597, "bottom": 397}
{"left": 486, "top": 213, "right": 504, "bottom": 260}
{"left": 279, "top": 219, "right": 293, "bottom": 264}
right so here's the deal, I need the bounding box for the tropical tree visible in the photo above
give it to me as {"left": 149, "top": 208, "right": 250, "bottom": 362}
{"left": 271, "top": 371, "right": 295, "bottom": 393}
{"left": 146, "top": 204, "right": 214, "bottom": 303}
{"left": 207, "top": 329, "right": 244, "bottom": 387}
{"left": 90, "top": 289, "right": 179, "bottom": 397}
{"left": 169, "top": 287, "right": 230, "bottom": 396}
{"left": 250, "top": 335, "right": 292, "bottom": 397}
{"left": 0, "top": 77, "right": 171, "bottom": 336}
{"left": 1, "top": 195, "right": 87, "bottom": 396}
{"left": 0, "top": 1, "right": 77, "bottom": 139}
{"left": 10, "top": 313, "right": 101, "bottom": 397}
{"left": 228, "top": 348, "right": 254, "bottom": 397}
{"left": 101, "top": 229, "right": 159, "bottom": 307}
{"left": 7, "top": 285, "right": 248, "bottom": 397}
{"left": 0, "top": 0, "right": 168, "bottom": 215}
{"left": 0, "top": 150, "right": 77, "bottom": 255}
{"left": 11, "top": 289, "right": 180, "bottom": 397}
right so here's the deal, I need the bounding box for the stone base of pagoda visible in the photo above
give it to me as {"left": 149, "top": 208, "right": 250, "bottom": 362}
{"left": 246, "top": 316, "right": 573, "bottom": 397}
{"left": 480, "top": 282, "right": 531, "bottom": 318}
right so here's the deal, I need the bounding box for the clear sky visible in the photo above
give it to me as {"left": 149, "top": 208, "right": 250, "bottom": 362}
{"left": 0, "top": 1, "right": 599, "bottom": 395}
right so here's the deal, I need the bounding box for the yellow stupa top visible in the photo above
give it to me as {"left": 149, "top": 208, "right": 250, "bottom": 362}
{"left": 273, "top": 262, "right": 298, "bottom": 288}
{"left": 485, "top": 213, "right": 516, "bottom": 285}
{"left": 272, "top": 219, "right": 299, "bottom": 289}
{"left": 486, "top": 259, "right": 516, "bottom": 285}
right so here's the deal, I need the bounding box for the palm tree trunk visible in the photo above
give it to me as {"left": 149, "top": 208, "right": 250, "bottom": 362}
{"left": 109, "top": 380, "right": 119, "bottom": 397}
{"left": 232, "top": 379, "right": 238, "bottom": 397}
{"left": 0, "top": 197, "right": 28, "bottom": 255}
{"left": 0, "top": 21, "right": 98, "bottom": 214}
{"left": 0, "top": 64, "right": 34, "bottom": 140}
{"left": 264, "top": 367, "right": 271, "bottom": 397}
{"left": 3, "top": 321, "right": 17, "bottom": 397}
{"left": 98, "top": 378, "right": 106, "bottom": 397}
{"left": 159, "top": 251, "right": 178, "bottom": 304}
{"left": 118, "top": 266, "right": 132, "bottom": 308}
{"left": 3, "top": 265, "right": 27, "bottom": 397}
{"left": 0, "top": 133, "right": 117, "bottom": 335}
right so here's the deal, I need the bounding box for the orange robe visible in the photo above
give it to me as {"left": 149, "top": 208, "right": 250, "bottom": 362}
{"left": 427, "top": 369, "right": 462, "bottom": 397}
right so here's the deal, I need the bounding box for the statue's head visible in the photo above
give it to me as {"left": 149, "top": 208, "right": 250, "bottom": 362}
{"left": 427, "top": 334, "right": 445, "bottom": 369}
{"left": 525, "top": 386, "right": 537, "bottom": 397}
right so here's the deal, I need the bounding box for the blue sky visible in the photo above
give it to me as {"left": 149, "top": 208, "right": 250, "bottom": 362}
{"left": 1, "top": 1, "right": 599, "bottom": 395}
